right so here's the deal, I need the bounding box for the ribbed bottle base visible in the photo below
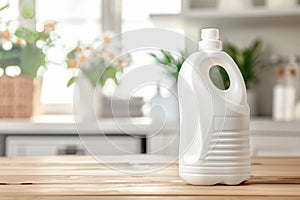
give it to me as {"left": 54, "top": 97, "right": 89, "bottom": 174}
{"left": 179, "top": 131, "right": 251, "bottom": 185}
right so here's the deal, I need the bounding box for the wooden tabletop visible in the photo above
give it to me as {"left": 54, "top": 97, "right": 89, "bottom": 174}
{"left": 0, "top": 155, "right": 299, "bottom": 199}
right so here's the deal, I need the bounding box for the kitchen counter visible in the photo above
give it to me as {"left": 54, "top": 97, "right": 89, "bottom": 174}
{"left": 0, "top": 115, "right": 153, "bottom": 135}
{"left": 0, "top": 115, "right": 179, "bottom": 135}
{"left": 0, "top": 156, "right": 299, "bottom": 199}
{"left": 0, "top": 116, "right": 299, "bottom": 135}
{"left": 0, "top": 116, "right": 180, "bottom": 156}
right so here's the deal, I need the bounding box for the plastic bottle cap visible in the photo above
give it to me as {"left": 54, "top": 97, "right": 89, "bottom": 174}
{"left": 199, "top": 28, "right": 222, "bottom": 51}
{"left": 201, "top": 28, "right": 219, "bottom": 40}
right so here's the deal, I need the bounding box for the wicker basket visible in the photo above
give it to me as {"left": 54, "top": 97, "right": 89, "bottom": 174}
{"left": 0, "top": 75, "right": 34, "bottom": 118}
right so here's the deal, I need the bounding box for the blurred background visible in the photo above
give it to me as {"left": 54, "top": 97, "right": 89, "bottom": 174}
{"left": 0, "top": 0, "right": 299, "bottom": 158}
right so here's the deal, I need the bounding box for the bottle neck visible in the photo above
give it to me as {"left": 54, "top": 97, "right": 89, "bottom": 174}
{"left": 198, "top": 40, "right": 222, "bottom": 51}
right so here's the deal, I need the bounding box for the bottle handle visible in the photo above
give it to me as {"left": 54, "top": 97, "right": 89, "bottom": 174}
{"left": 218, "top": 55, "right": 246, "bottom": 105}
{"left": 200, "top": 52, "right": 247, "bottom": 106}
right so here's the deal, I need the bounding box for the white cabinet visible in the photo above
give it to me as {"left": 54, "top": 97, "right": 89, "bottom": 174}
{"left": 6, "top": 135, "right": 142, "bottom": 156}
{"left": 147, "top": 129, "right": 179, "bottom": 156}
{"left": 250, "top": 118, "right": 300, "bottom": 157}
{"left": 0, "top": 116, "right": 150, "bottom": 157}
{"left": 250, "top": 132, "right": 300, "bottom": 156}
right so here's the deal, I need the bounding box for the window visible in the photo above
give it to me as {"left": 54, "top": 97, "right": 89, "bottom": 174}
{"left": 119, "top": 0, "right": 184, "bottom": 100}
{"left": 35, "top": 0, "right": 102, "bottom": 109}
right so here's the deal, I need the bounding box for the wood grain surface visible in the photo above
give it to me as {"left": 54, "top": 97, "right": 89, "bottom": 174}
{"left": 0, "top": 156, "right": 299, "bottom": 199}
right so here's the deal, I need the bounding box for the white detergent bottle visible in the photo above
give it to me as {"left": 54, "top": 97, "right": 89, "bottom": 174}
{"left": 178, "top": 28, "right": 250, "bottom": 185}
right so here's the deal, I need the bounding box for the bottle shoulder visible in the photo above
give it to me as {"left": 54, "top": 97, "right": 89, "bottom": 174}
{"left": 185, "top": 50, "right": 236, "bottom": 67}
{"left": 189, "top": 50, "right": 231, "bottom": 59}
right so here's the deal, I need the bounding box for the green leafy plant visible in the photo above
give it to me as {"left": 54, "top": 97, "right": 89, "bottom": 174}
{"left": 0, "top": 22, "right": 57, "bottom": 78}
{"left": 149, "top": 49, "right": 188, "bottom": 82}
{"left": 223, "top": 39, "right": 262, "bottom": 89}
{"left": 149, "top": 39, "right": 262, "bottom": 89}
{"left": 208, "top": 65, "right": 231, "bottom": 90}
{"left": 66, "top": 36, "right": 131, "bottom": 87}
{"left": 0, "top": 3, "right": 9, "bottom": 12}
